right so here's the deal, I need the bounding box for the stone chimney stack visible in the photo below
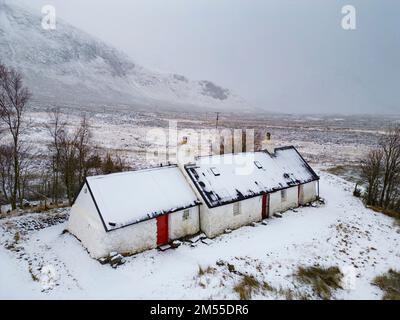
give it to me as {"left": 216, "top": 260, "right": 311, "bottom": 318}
{"left": 264, "top": 132, "right": 275, "bottom": 154}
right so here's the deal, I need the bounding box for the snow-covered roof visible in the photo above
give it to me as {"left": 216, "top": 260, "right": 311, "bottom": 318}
{"left": 85, "top": 165, "right": 200, "bottom": 231}
{"left": 185, "top": 146, "right": 319, "bottom": 208}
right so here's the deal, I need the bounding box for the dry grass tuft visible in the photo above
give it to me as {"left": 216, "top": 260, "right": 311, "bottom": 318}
{"left": 198, "top": 265, "right": 215, "bottom": 276}
{"left": 295, "top": 266, "right": 343, "bottom": 300}
{"left": 368, "top": 206, "right": 400, "bottom": 224}
{"left": 14, "top": 231, "right": 20, "bottom": 243}
{"left": 233, "top": 275, "right": 261, "bottom": 300}
{"left": 28, "top": 267, "right": 39, "bottom": 282}
{"left": 372, "top": 269, "right": 400, "bottom": 300}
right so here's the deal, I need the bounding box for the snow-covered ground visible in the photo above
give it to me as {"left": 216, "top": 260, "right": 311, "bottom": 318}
{"left": 0, "top": 172, "right": 399, "bottom": 299}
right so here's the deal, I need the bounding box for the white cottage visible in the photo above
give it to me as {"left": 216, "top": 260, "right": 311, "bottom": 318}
{"left": 184, "top": 146, "right": 319, "bottom": 238}
{"left": 68, "top": 146, "right": 319, "bottom": 258}
{"left": 68, "top": 165, "right": 200, "bottom": 258}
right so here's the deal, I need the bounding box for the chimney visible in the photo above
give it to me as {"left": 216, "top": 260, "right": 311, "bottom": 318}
{"left": 264, "top": 132, "right": 275, "bottom": 154}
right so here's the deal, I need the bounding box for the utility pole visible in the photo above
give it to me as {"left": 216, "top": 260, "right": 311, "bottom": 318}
{"left": 215, "top": 112, "right": 220, "bottom": 129}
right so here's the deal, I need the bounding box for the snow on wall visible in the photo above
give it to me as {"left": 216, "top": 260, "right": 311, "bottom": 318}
{"left": 185, "top": 147, "right": 319, "bottom": 208}
{"left": 168, "top": 207, "right": 199, "bottom": 240}
{"left": 200, "top": 196, "right": 263, "bottom": 238}
{"left": 86, "top": 165, "right": 199, "bottom": 231}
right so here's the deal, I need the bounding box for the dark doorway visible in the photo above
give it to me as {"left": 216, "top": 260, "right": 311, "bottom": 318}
{"left": 262, "top": 194, "right": 269, "bottom": 219}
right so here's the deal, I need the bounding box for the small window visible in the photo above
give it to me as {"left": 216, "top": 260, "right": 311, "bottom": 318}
{"left": 210, "top": 167, "right": 220, "bottom": 176}
{"left": 281, "top": 189, "right": 287, "bottom": 201}
{"left": 84, "top": 188, "right": 88, "bottom": 194}
{"left": 233, "top": 202, "right": 241, "bottom": 216}
{"left": 254, "top": 161, "right": 263, "bottom": 169}
{"left": 182, "top": 209, "right": 190, "bottom": 220}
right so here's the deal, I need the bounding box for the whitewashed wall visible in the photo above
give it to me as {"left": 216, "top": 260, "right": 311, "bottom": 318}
{"left": 68, "top": 186, "right": 200, "bottom": 258}
{"left": 169, "top": 206, "right": 199, "bottom": 240}
{"left": 102, "top": 220, "right": 157, "bottom": 257}
{"left": 68, "top": 183, "right": 109, "bottom": 258}
{"left": 299, "top": 181, "right": 318, "bottom": 204}
{"left": 269, "top": 186, "right": 298, "bottom": 214}
{"left": 281, "top": 187, "right": 298, "bottom": 212}
{"left": 269, "top": 191, "right": 281, "bottom": 214}
{"left": 69, "top": 186, "right": 157, "bottom": 258}
{"left": 200, "top": 196, "right": 263, "bottom": 238}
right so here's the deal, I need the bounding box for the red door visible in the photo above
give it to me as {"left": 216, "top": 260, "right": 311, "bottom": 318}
{"left": 157, "top": 215, "right": 169, "bottom": 246}
{"left": 261, "top": 194, "right": 269, "bottom": 219}
{"left": 298, "top": 185, "right": 301, "bottom": 206}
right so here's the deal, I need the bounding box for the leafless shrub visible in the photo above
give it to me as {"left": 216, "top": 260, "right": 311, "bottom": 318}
{"left": 101, "top": 153, "right": 129, "bottom": 174}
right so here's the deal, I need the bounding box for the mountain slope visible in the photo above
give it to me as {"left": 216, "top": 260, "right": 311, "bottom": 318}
{"left": 0, "top": 1, "right": 251, "bottom": 111}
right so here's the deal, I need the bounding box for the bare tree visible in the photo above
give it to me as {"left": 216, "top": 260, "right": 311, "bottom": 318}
{"left": 361, "top": 149, "right": 383, "bottom": 206}
{"left": 75, "top": 114, "right": 91, "bottom": 185}
{"left": 58, "top": 125, "right": 78, "bottom": 205}
{"left": 44, "top": 111, "right": 129, "bottom": 205}
{"left": 45, "top": 108, "right": 66, "bottom": 205}
{"left": 378, "top": 126, "right": 400, "bottom": 209}
{"left": 0, "top": 144, "right": 13, "bottom": 206}
{"left": 0, "top": 63, "right": 31, "bottom": 210}
{"left": 17, "top": 144, "right": 33, "bottom": 206}
{"left": 361, "top": 125, "right": 400, "bottom": 212}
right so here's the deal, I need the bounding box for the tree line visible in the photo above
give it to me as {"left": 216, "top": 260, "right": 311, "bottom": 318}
{"left": 0, "top": 62, "right": 129, "bottom": 212}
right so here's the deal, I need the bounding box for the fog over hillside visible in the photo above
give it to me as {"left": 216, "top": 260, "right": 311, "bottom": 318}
{"left": 15, "top": 0, "right": 400, "bottom": 114}
{"left": 0, "top": 0, "right": 251, "bottom": 111}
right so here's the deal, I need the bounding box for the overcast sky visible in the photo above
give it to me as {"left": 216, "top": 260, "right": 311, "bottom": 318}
{"left": 17, "top": 0, "right": 400, "bottom": 114}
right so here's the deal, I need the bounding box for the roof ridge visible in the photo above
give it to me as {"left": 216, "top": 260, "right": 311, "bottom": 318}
{"left": 86, "top": 163, "right": 178, "bottom": 180}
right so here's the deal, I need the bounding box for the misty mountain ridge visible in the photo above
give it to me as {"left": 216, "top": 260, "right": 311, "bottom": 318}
{"left": 0, "top": 1, "right": 251, "bottom": 111}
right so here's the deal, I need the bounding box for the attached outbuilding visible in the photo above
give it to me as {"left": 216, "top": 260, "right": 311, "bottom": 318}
{"left": 184, "top": 146, "right": 319, "bottom": 238}
{"left": 68, "top": 165, "right": 200, "bottom": 258}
